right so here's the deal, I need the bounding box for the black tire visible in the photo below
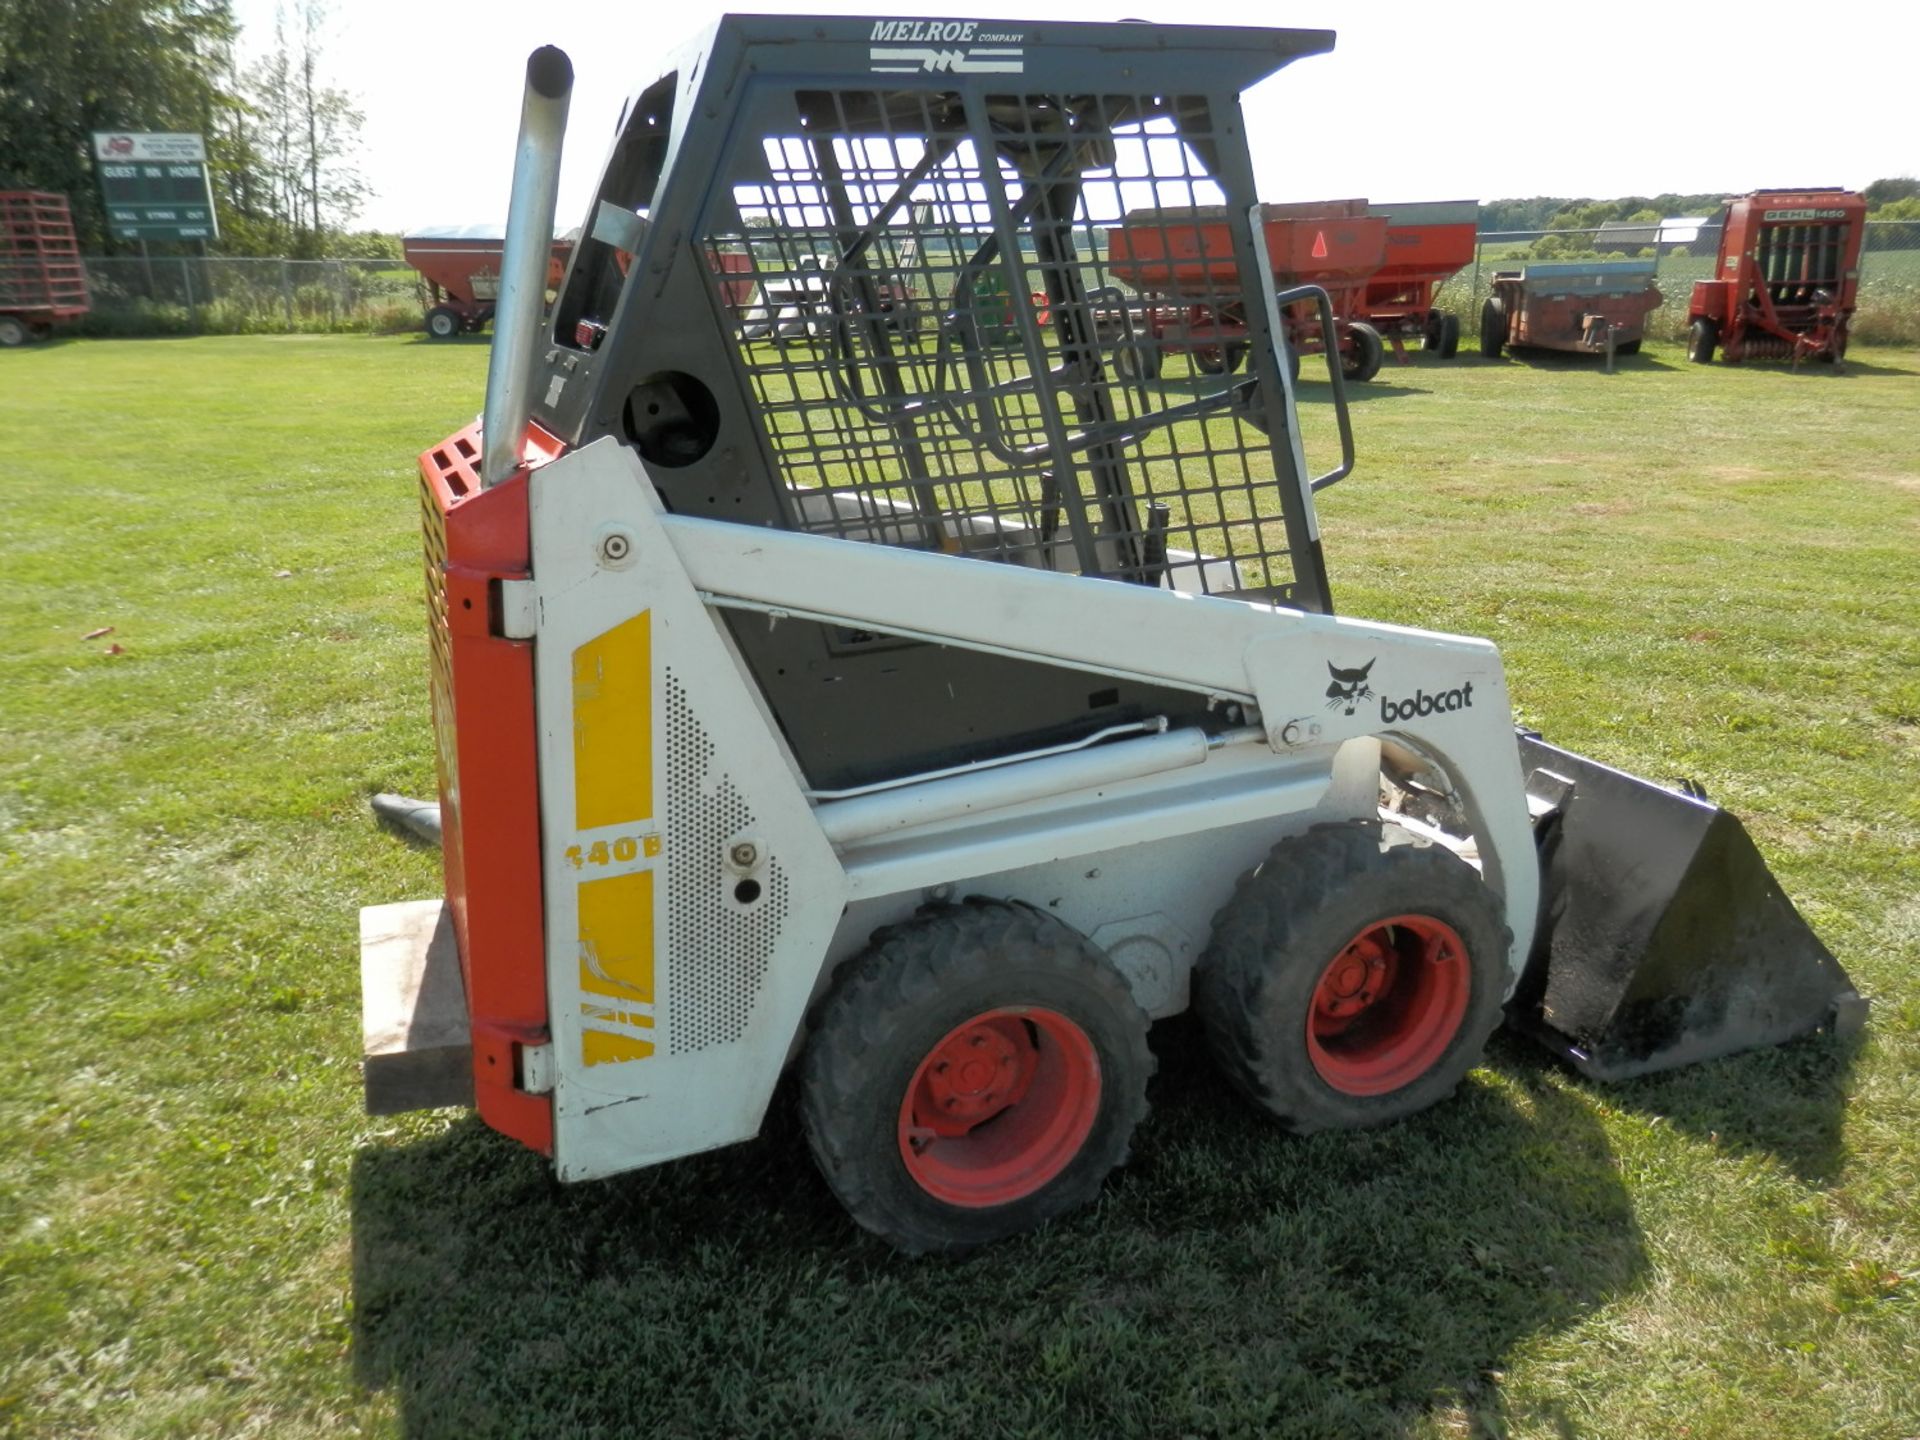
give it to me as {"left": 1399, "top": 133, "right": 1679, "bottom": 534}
{"left": 425, "top": 305, "right": 462, "bottom": 341}
{"left": 1341, "top": 321, "right": 1385, "bottom": 383}
{"left": 1438, "top": 312, "right": 1461, "bottom": 359}
{"left": 1479, "top": 297, "right": 1507, "bottom": 358}
{"left": 1286, "top": 343, "right": 1302, "bottom": 384}
{"left": 1193, "top": 821, "right": 1510, "bottom": 1134}
{"left": 1114, "top": 341, "right": 1161, "bottom": 382}
{"left": 0, "top": 316, "right": 30, "bottom": 347}
{"left": 1687, "top": 317, "right": 1718, "bottom": 365}
{"left": 801, "top": 901, "right": 1153, "bottom": 1255}
{"left": 1193, "top": 342, "right": 1247, "bottom": 375}
{"left": 1423, "top": 310, "right": 1443, "bottom": 350}
{"left": 1615, "top": 339, "right": 1641, "bottom": 356}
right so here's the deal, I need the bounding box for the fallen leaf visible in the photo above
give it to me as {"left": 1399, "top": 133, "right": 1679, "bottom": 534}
{"left": 105, "top": 644, "right": 125, "bottom": 656}
{"left": 83, "top": 626, "right": 115, "bottom": 641}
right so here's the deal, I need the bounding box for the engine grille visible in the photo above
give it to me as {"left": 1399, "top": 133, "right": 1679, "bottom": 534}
{"left": 664, "top": 672, "right": 789, "bottom": 1054}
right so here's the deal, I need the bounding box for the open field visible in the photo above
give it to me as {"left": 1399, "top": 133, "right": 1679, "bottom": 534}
{"left": 2, "top": 335, "right": 1918, "bottom": 1439}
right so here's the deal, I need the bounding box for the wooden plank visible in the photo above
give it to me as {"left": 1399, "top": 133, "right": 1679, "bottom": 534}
{"left": 359, "top": 898, "right": 474, "bottom": 1116}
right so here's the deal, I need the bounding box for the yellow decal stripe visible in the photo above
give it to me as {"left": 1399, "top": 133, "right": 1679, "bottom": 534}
{"left": 582, "top": 1029, "right": 655, "bottom": 1066}
{"left": 572, "top": 612, "right": 652, "bottom": 831}
{"left": 578, "top": 869, "right": 654, "bottom": 1004}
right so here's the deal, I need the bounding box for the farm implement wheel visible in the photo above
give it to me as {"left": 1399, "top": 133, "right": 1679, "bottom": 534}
{"left": 1194, "top": 342, "right": 1248, "bottom": 375}
{"left": 1342, "top": 322, "right": 1385, "bottom": 383}
{"left": 801, "top": 901, "right": 1152, "bottom": 1254}
{"left": 425, "top": 305, "right": 462, "bottom": 341}
{"left": 1687, "top": 317, "right": 1718, "bottom": 365}
{"left": 0, "top": 316, "right": 29, "bottom": 347}
{"left": 1113, "top": 340, "right": 1162, "bottom": 383}
{"left": 1437, "top": 313, "right": 1460, "bottom": 358}
{"left": 1479, "top": 298, "right": 1507, "bottom": 358}
{"left": 1193, "top": 821, "right": 1508, "bottom": 1133}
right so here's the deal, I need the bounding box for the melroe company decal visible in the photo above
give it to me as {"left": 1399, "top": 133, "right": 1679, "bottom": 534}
{"left": 870, "top": 19, "right": 1025, "bottom": 74}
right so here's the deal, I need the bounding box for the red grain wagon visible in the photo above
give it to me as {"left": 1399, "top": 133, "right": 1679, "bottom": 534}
{"left": 1361, "top": 199, "right": 1478, "bottom": 359}
{"left": 0, "top": 191, "right": 89, "bottom": 347}
{"left": 403, "top": 225, "right": 576, "bottom": 339}
{"left": 1105, "top": 199, "right": 1391, "bottom": 382}
{"left": 1686, "top": 188, "right": 1866, "bottom": 365}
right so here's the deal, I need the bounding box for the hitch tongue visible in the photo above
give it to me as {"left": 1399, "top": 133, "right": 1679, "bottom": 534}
{"left": 1508, "top": 734, "right": 1866, "bottom": 1081}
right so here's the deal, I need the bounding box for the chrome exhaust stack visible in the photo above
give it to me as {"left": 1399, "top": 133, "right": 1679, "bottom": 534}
{"left": 481, "top": 45, "right": 573, "bottom": 488}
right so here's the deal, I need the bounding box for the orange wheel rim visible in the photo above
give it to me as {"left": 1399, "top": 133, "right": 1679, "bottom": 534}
{"left": 1305, "top": 914, "right": 1471, "bottom": 1097}
{"left": 897, "top": 1008, "right": 1101, "bottom": 1208}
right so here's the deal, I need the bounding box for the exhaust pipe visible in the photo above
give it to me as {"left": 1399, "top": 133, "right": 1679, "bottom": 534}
{"left": 481, "top": 45, "right": 573, "bottom": 488}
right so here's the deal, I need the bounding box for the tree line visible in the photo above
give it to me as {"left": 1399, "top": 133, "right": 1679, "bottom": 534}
{"left": 0, "top": 0, "right": 384, "bottom": 256}
{"left": 1482, "top": 180, "right": 1920, "bottom": 235}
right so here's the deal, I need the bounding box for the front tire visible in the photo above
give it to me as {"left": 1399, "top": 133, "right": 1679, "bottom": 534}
{"left": 1342, "top": 321, "right": 1385, "bottom": 383}
{"left": 424, "top": 305, "right": 462, "bottom": 340}
{"left": 1480, "top": 297, "right": 1508, "bottom": 358}
{"left": 0, "top": 316, "right": 30, "bottom": 347}
{"left": 801, "top": 901, "right": 1153, "bottom": 1254}
{"left": 1687, "top": 317, "right": 1718, "bottom": 365}
{"left": 1437, "top": 312, "right": 1461, "bottom": 358}
{"left": 1194, "top": 821, "right": 1509, "bottom": 1133}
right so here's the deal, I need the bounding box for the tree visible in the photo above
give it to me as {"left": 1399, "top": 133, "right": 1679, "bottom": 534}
{"left": 1864, "top": 176, "right": 1919, "bottom": 209}
{"left": 213, "top": 1, "right": 366, "bottom": 256}
{"left": 0, "top": 0, "right": 237, "bottom": 250}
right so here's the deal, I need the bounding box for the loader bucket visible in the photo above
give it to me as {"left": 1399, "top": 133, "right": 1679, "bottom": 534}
{"left": 1509, "top": 735, "right": 1866, "bottom": 1081}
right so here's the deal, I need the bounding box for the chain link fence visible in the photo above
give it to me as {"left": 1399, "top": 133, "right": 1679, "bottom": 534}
{"left": 72, "top": 221, "right": 1920, "bottom": 342}
{"left": 1431, "top": 220, "right": 1920, "bottom": 345}
{"left": 76, "top": 256, "right": 423, "bottom": 336}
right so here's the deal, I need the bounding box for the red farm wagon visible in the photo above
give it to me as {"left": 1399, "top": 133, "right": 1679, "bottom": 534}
{"left": 1361, "top": 200, "right": 1478, "bottom": 359}
{"left": 403, "top": 225, "right": 576, "bottom": 339}
{"left": 1105, "top": 199, "right": 1392, "bottom": 382}
{"left": 0, "top": 191, "right": 89, "bottom": 347}
{"left": 1687, "top": 188, "right": 1866, "bottom": 366}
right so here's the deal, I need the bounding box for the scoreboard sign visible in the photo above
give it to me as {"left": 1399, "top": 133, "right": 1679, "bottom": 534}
{"left": 91, "top": 132, "right": 219, "bottom": 242}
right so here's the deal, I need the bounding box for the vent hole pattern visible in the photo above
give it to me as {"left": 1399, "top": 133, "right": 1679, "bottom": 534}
{"left": 665, "top": 671, "right": 789, "bottom": 1054}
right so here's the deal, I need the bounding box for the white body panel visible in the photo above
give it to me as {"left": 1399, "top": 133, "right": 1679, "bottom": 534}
{"left": 526, "top": 440, "right": 1538, "bottom": 1183}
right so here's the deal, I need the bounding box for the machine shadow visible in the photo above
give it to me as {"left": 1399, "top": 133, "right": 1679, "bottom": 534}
{"left": 1555, "top": 1029, "right": 1863, "bottom": 1187}
{"left": 351, "top": 1020, "right": 1646, "bottom": 1438}
{"left": 1487, "top": 349, "right": 1677, "bottom": 374}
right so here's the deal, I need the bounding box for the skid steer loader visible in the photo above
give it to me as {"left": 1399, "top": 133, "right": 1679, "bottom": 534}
{"left": 360, "top": 18, "right": 1864, "bottom": 1254}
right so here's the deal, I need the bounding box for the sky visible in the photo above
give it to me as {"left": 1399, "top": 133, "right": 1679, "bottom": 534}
{"left": 231, "top": 0, "right": 1919, "bottom": 236}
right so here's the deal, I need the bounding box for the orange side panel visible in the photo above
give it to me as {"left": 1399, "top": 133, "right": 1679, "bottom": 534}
{"left": 419, "top": 421, "right": 566, "bottom": 1156}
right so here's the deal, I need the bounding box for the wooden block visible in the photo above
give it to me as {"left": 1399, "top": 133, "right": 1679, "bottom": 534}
{"left": 359, "top": 898, "right": 475, "bottom": 1116}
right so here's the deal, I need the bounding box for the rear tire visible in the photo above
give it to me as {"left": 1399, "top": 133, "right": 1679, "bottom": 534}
{"left": 801, "top": 901, "right": 1153, "bottom": 1255}
{"left": 1615, "top": 339, "right": 1641, "bottom": 356}
{"left": 1114, "top": 341, "right": 1161, "bottom": 382}
{"left": 1479, "top": 297, "right": 1507, "bottom": 358}
{"left": 1194, "top": 821, "right": 1509, "bottom": 1133}
{"left": 1342, "top": 322, "right": 1385, "bottom": 383}
{"left": 1687, "top": 317, "right": 1718, "bottom": 365}
{"left": 425, "top": 306, "right": 461, "bottom": 340}
{"left": 1194, "top": 342, "right": 1248, "bottom": 375}
{"left": 0, "top": 316, "right": 30, "bottom": 347}
{"left": 1438, "top": 312, "right": 1460, "bottom": 358}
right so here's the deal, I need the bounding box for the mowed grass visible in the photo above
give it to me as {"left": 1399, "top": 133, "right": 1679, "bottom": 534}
{"left": 2, "top": 334, "right": 1918, "bottom": 1439}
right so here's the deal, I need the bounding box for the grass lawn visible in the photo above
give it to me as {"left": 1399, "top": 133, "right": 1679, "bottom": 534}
{"left": 2, "top": 334, "right": 1917, "bottom": 1439}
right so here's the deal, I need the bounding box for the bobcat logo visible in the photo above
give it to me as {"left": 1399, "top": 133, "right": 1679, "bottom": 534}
{"left": 1326, "top": 659, "right": 1376, "bottom": 716}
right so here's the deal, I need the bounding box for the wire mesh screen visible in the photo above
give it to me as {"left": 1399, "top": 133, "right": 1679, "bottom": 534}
{"left": 696, "top": 87, "right": 1306, "bottom": 605}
